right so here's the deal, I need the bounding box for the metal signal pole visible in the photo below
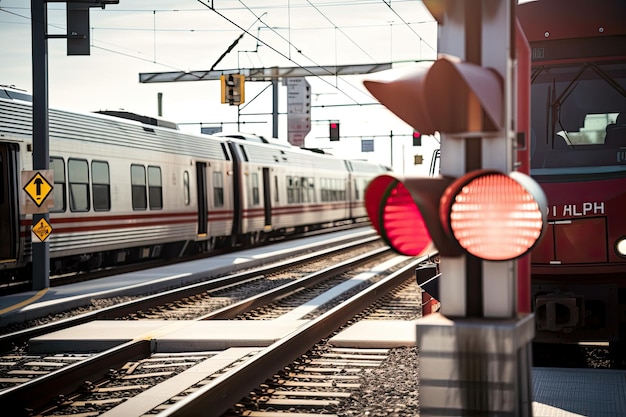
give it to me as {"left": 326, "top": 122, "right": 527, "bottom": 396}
{"left": 31, "top": 0, "right": 50, "bottom": 290}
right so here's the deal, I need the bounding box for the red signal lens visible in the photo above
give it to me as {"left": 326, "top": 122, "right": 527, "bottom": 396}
{"left": 441, "top": 171, "right": 546, "bottom": 261}
{"left": 365, "top": 175, "right": 432, "bottom": 256}
{"left": 382, "top": 181, "right": 432, "bottom": 256}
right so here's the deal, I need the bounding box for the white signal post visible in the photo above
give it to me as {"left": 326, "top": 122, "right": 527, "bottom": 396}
{"left": 415, "top": 1, "right": 535, "bottom": 416}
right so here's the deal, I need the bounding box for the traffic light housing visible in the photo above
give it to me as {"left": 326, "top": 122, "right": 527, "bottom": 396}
{"left": 364, "top": 55, "right": 502, "bottom": 135}
{"left": 67, "top": 1, "right": 119, "bottom": 55}
{"left": 221, "top": 74, "right": 245, "bottom": 105}
{"left": 329, "top": 122, "right": 340, "bottom": 141}
{"left": 365, "top": 170, "right": 547, "bottom": 261}
{"left": 363, "top": 52, "right": 547, "bottom": 261}
{"left": 412, "top": 131, "right": 421, "bottom": 146}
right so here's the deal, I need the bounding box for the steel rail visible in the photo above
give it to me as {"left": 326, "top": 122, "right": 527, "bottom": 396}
{"left": 197, "top": 246, "right": 391, "bottom": 320}
{"left": 160, "top": 254, "right": 428, "bottom": 417}
{"left": 0, "top": 235, "right": 379, "bottom": 352}
{"left": 0, "top": 339, "right": 152, "bottom": 416}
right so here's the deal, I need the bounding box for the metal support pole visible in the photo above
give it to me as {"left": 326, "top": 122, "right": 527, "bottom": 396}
{"left": 31, "top": 0, "right": 50, "bottom": 290}
{"left": 272, "top": 69, "right": 279, "bottom": 138}
{"left": 389, "top": 130, "right": 393, "bottom": 168}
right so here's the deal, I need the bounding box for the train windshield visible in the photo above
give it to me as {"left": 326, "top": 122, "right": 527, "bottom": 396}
{"left": 530, "top": 62, "right": 626, "bottom": 174}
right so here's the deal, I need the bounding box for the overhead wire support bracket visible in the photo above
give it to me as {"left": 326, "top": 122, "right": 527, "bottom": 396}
{"left": 139, "top": 63, "right": 394, "bottom": 83}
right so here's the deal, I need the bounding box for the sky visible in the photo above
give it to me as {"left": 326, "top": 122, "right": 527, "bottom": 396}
{"left": 0, "top": 0, "right": 441, "bottom": 174}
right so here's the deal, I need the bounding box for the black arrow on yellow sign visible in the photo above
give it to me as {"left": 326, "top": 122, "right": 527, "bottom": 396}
{"left": 24, "top": 172, "right": 53, "bottom": 207}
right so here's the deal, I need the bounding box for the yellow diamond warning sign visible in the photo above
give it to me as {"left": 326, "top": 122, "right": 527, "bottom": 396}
{"left": 32, "top": 218, "right": 53, "bottom": 242}
{"left": 24, "top": 171, "right": 53, "bottom": 207}
{"left": 22, "top": 170, "right": 54, "bottom": 214}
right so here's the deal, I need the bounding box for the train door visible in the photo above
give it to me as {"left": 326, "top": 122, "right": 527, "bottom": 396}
{"left": 0, "top": 143, "right": 19, "bottom": 263}
{"left": 262, "top": 167, "right": 271, "bottom": 227}
{"left": 196, "top": 162, "right": 208, "bottom": 236}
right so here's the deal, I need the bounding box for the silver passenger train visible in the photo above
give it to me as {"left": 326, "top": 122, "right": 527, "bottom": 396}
{"left": 0, "top": 86, "right": 389, "bottom": 291}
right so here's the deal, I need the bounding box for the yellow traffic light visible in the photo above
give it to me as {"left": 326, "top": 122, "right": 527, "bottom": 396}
{"left": 220, "top": 74, "right": 245, "bottom": 105}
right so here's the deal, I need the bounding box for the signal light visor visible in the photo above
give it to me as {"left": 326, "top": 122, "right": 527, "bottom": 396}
{"left": 440, "top": 170, "right": 547, "bottom": 261}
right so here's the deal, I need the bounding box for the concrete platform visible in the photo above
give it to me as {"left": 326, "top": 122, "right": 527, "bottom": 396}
{"left": 330, "top": 319, "right": 417, "bottom": 348}
{"left": 29, "top": 319, "right": 308, "bottom": 354}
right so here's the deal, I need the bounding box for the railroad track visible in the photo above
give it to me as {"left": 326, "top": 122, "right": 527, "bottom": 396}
{"left": 0, "top": 234, "right": 382, "bottom": 349}
{"left": 0, "top": 238, "right": 433, "bottom": 415}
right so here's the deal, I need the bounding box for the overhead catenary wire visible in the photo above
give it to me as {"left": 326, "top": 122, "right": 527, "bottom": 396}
{"left": 1, "top": 1, "right": 432, "bottom": 108}
{"left": 197, "top": 0, "right": 366, "bottom": 105}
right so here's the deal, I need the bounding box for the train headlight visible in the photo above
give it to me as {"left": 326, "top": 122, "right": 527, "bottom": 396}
{"left": 616, "top": 237, "right": 626, "bottom": 257}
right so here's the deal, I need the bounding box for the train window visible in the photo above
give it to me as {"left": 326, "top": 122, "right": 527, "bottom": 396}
{"left": 287, "top": 176, "right": 302, "bottom": 204}
{"left": 91, "top": 161, "right": 110, "bottom": 211}
{"left": 301, "top": 177, "right": 309, "bottom": 203}
{"left": 301, "top": 177, "right": 315, "bottom": 203}
{"left": 530, "top": 62, "right": 626, "bottom": 170}
{"left": 50, "top": 157, "right": 66, "bottom": 212}
{"left": 148, "top": 166, "right": 162, "bottom": 210}
{"left": 251, "top": 173, "right": 260, "bottom": 205}
{"left": 287, "top": 176, "right": 293, "bottom": 204}
{"left": 339, "top": 179, "right": 347, "bottom": 201}
{"left": 183, "top": 171, "right": 190, "bottom": 205}
{"left": 68, "top": 158, "right": 90, "bottom": 212}
{"left": 213, "top": 171, "right": 224, "bottom": 207}
{"left": 308, "top": 178, "right": 316, "bottom": 203}
{"left": 131, "top": 164, "right": 147, "bottom": 210}
{"left": 322, "top": 178, "right": 346, "bottom": 202}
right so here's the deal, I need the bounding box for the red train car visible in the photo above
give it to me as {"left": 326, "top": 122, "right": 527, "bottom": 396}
{"left": 518, "top": 0, "right": 626, "bottom": 343}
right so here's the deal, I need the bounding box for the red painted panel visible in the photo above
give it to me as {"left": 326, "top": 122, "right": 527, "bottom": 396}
{"left": 554, "top": 218, "right": 607, "bottom": 264}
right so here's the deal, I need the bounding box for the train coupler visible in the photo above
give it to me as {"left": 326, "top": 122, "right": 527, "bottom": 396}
{"left": 535, "top": 292, "right": 584, "bottom": 333}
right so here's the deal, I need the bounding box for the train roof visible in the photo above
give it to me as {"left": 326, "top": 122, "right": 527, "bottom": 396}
{"left": 0, "top": 96, "right": 230, "bottom": 161}
{"left": 0, "top": 91, "right": 387, "bottom": 173}
{"left": 213, "top": 132, "right": 292, "bottom": 148}
{"left": 95, "top": 110, "right": 179, "bottom": 130}
{"left": 0, "top": 85, "right": 32, "bottom": 103}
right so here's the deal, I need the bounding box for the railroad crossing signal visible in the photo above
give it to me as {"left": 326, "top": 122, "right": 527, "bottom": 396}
{"left": 363, "top": 54, "right": 547, "bottom": 261}
{"left": 365, "top": 170, "right": 546, "bottom": 261}
{"left": 363, "top": 1, "right": 538, "bottom": 415}
{"left": 221, "top": 74, "right": 245, "bottom": 105}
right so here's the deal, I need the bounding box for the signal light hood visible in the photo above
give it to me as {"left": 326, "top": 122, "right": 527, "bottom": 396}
{"left": 363, "top": 55, "right": 503, "bottom": 134}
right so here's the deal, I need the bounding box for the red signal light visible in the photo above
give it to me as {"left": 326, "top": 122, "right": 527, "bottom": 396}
{"left": 380, "top": 180, "right": 431, "bottom": 256}
{"left": 365, "top": 175, "right": 456, "bottom": 257}
{"left": 412, "top": 131, "right": 421, "bottom": 146}
{"left": 365, "top": 172, "right": 546, "bottom": 261}
{"left": 440, "top": 170, "right": 546, "bottom": 261}
{"left": 329, "top": 122, "right": 340, "bottom": 141}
